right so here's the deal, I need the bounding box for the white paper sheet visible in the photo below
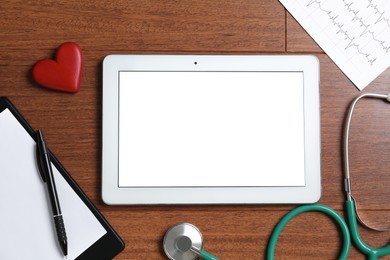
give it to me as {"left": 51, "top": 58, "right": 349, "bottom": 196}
{"left": 0, "top": 108, "right": 106, "bottom": 260}
{"left": 280, "top": 0, "right": 390, "bottom": 90}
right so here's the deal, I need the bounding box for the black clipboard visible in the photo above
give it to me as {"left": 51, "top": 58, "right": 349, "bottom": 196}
{"left": 0, "top": 96, "right": 124, "bottom": 259}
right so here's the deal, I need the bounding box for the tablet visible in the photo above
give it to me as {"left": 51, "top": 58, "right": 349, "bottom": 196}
{"left": 102, "top": 55, "right": 321, "bottom": 204}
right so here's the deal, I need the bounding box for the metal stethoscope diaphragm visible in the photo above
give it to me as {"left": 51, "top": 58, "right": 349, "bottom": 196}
{"left": 163, "top": 223, "right": 219, "bottom": 260}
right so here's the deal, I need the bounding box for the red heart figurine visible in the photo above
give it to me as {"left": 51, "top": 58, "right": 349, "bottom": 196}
{"left": 32, "top": 42, "right": 83, "bottom": 93}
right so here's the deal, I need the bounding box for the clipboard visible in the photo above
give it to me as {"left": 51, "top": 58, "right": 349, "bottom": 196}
{"left": 0, "top": 96, "right": 124, "bottom": 259}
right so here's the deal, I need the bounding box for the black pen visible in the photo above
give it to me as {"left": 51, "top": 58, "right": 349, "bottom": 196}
{"left": 36, "top": 129, "right": 68, "bottom": 257}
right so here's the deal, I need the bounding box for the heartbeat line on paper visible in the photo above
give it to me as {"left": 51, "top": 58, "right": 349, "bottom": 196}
{"left": 307, "top": 0, "right": 390, "bottom": 66}
{"left": 367, "top": 0, "right": 390, "bottom": 27}
{"left": 279, "top": 0, "right": 390, "bottom": 89}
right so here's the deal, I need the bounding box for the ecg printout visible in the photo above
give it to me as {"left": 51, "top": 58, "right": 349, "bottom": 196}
{"left": 280, "top": 0, "right": 390, "bottom": 90}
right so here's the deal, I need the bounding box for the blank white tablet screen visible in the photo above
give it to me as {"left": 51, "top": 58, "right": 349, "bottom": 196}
{"left": 118, "top": 71, "right": 305, "bottom": 187}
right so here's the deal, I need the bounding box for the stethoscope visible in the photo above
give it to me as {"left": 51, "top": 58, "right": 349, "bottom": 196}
{"left": 163, "top": 93, "right": 390, "bottom": 260}
{"left": 163, "top": 223, "right": 219, "bottom": 260}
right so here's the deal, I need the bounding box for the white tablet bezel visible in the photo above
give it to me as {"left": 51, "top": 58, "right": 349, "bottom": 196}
{"left": 102, "top": 54, "right": 321, "bottom": 205}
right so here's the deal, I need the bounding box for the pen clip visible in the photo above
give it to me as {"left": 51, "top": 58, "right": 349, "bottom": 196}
{"left": 36, "top": 130, "right": 47, "bottom": 183}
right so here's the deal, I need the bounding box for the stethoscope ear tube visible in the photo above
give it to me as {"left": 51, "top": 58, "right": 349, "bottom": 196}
{"left": 343, "top": 93, "right": 390, "bottom": 232}
{"left": 266, "top": 204, "right": 351, "bottom": 260}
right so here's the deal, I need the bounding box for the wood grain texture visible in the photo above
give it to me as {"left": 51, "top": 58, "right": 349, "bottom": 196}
{"left": 1, "top": 0, "right": 390, "bottom": 259}
{"left": 286, "top": 13, "right": 323, "bottom": 53}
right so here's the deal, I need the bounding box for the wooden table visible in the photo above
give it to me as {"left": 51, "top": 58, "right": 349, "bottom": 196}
{"left": 1, "top": 1, "right": 390, "bottom": 259}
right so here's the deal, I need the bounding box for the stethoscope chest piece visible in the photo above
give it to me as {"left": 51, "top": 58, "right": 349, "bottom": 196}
{"left": 163, "top": 223, "right": 203, "bottom": 260}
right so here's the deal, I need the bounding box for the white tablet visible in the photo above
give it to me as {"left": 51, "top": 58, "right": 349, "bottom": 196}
{"left": 102, "top": 55, "right": 321, "bottom": 205}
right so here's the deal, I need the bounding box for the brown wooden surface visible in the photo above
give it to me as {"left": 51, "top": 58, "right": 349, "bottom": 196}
{"left": 1, "top": 1, "right": 390, "bottom": 259}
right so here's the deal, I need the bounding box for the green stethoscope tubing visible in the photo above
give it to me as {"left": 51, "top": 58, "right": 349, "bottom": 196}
{"left": 344, "top": 93, "right": 390, "bottom": 259}
{"left": 267, "top": 201, "right": 390, "bottom": 260}
{"left": 346, "top": 199, "right": 390, "bottom": 260}
{"left": 266, "top": 204, "right": 351, "bottom": 260}
{"left": 268, "top": 93, "right": 390, "bottom": 260}
{"left": 198, "top": 250, "right": 219, "bottom": 260}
